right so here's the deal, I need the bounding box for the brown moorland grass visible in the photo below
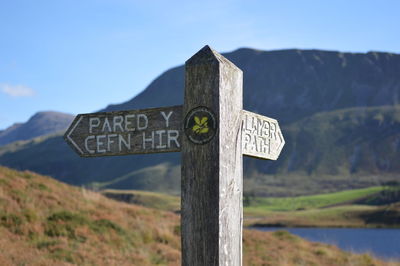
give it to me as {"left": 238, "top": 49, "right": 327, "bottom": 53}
{"left": 0, "top": 166, "right": 398, "bottom": 266}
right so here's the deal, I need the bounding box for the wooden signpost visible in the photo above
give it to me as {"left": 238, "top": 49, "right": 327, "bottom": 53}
{"left": 64, "top": 45, "right": 285, "bottom": 266}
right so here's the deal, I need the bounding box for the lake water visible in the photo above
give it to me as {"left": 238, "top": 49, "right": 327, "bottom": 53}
{"left": 253, "top": 227, "right": 400, "bottom": 261}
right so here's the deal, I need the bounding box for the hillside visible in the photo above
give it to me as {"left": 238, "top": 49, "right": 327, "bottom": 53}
{"left": 0, "top": 111, "right": 73, "bottom": 146}
{"left": 277, "top": 105, "right": 400, "bottom": 175}
{"left": 0, "top": 48, "right": 399, "bottom": 195}
{"left": 0, "top": 105, "right": 398, "bottom": 196}
{"left": 0, "top": 166, "right": 180, "bottom": 265}
{"left": 0, "top": 166, "right": 396, "bottom": 265}
{"left": 243, "top": 105, "right": 400, "bottom": 196}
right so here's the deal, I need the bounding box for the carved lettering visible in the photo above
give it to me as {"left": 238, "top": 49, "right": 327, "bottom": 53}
{"left": 65, "top": 106, "right": 182, "bottom": 156}
{"left": 242, "top": 110, "right": 284, "bottom": 160}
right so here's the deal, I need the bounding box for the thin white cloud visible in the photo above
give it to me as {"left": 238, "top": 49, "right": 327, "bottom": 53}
{"left": 1, "top": 84, "right": 35, "bottom": 97}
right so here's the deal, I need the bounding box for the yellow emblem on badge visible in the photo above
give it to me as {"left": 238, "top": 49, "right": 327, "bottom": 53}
{"left": 192, "top": 116, "right": 209, "bottom": 134}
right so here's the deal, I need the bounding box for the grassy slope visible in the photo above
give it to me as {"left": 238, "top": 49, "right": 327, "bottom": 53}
{"left": 245, "top": 186, "right": 385, "bottom": 212}
{"left": 101, "top": 187, "right": 400, "bottom": 228}
{"left": 102, "top": 189, "right": 181, "bottom": 212}
{"left": 101, "top": 187, "right": 385, "bottom": 212}
{"left": 1, "top": 167, "right": 397, "bottom": 265}
{"left": 245, "top": 187, "right": 400, "bottom": 228}
{"left": 0, "top": 166, "right": 180, "bottom": 265}
{"left": 247, "top": 203, "right": 400, "bottom": 228}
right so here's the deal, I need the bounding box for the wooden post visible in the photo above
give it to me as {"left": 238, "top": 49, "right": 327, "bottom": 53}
{"left": 181, "top": 45, "right": 243, "bottom": 265}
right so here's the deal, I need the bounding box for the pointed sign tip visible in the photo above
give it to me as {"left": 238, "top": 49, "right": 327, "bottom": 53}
{"left": 200, "top": 45, "right": 217, "bottom": 53}
{"left": 186, "top": 45, "right": 221, "bottom": 65}
{"left": 186, "top": 45, "right": 240, "bottom": 72}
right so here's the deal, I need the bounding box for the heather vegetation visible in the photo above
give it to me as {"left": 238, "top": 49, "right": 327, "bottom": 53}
{"left": 1, "top": 166, "right": 398, "bottom": 265}
{"left": 0, "top": 166, "right": 180, "bottom": 265}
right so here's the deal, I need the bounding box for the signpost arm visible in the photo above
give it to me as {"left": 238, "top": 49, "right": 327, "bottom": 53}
{"left": 181, "top": 45, "right": 243, "bottom": 265}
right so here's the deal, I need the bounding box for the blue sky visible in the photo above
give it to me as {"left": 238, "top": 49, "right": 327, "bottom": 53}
{"left": 0, "top": 0, "right": 399, "bottom": 129}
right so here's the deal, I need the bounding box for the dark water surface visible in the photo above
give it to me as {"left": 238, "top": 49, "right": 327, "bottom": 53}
{"left": 253, "top": 227, "right": 400, "bottom": 261}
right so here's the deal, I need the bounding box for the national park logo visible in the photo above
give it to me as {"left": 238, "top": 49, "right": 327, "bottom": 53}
{"left": 184, "top": 106, "right": 217, "bottom": 144}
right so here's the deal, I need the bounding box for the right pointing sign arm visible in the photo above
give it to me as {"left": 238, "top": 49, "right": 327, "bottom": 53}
{"left": 241, "top": 110, "right": 285, "bottom": 160}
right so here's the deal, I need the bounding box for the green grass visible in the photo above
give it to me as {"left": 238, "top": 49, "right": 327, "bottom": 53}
{"left": 244, "top": 185, "right": 400, "bottom": 228}
{"left": 100, "top": 186, "right": 400, "bottom": 228}
{"left": 101, "top": 186, "right": 387, "bottom": 213}
{"left": 245, "top": 204, "right": 400, "bottom": 228}
{"left": 102, "top": 186, "right": 388, "bottom": 214}
{"left": 245, "top": 186, "right": 385, "bottom": 214}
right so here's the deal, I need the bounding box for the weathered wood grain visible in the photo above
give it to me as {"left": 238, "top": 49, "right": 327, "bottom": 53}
{"left": 241, "top": 110, "right": 285, "bottom": 160}
{"left": 181, "top": 45, "right": 243, "bottom": 266}
{"left": 64, "top": 105, "right": 182, "bottom": 157}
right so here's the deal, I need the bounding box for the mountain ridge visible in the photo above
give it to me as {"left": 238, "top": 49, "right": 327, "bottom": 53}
{"left": 0, "top": 111, "right": 74, "bottom": 146}
{"left": 100, "top": 48, "right": 400, "bottom": 126}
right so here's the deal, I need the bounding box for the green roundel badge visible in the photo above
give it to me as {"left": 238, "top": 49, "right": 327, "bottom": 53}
{"left": 184, "top": 106, "right": 217, "bottom": 144}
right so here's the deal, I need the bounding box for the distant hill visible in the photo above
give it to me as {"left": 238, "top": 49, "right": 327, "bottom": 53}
{"left": 0, "top": 166, "right": 391, "bottom": 265}
{"left": 0, "top": 48, "right": 399, "bottom": 196}
{"left": 0, "top": 111, "right": 73, "bottom": 146}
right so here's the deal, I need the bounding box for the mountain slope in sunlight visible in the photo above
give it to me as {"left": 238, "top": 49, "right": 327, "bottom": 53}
{"left": 0, "top": 166, "right": 397, "bottom": 265}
